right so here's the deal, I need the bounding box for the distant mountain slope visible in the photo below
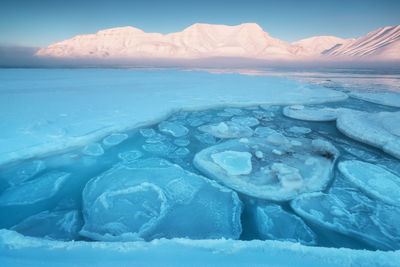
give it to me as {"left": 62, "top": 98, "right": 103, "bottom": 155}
{"left": 292, "top": 36, "right": 351, "bottom": 55}
{"left": 35, "top": 24, "right": 400, "bottom": 61}
{"left": 323, "top": 25, "right": 400, "bottom": 60}
{"left": 36, "top": 23, "right": 306, "bottom": 60}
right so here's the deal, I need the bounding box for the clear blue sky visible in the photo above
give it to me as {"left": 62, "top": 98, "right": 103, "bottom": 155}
{"left": 1, "top": 0, "right": 400, "bottom": 47}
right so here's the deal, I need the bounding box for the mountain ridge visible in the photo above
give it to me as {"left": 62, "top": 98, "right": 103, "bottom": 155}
{"left": 36, "top": 23, "right": 400, "bottom": 61}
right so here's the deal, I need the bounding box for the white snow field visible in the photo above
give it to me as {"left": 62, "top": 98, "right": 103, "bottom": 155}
{"left": 2, "top": 68, "right": 400, "bottom": 266}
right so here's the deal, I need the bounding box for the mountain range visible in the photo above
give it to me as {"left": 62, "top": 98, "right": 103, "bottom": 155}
{"left": 36, "top": 23, "right": 400, "bottom": 61}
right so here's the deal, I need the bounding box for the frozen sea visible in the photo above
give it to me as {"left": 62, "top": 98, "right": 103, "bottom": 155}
{"left": 0, "top": 67, "right": 400, "bottom": 266}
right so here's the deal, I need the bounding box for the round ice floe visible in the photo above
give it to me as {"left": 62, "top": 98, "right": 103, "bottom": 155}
{"left": 118, "top": 150, "right": 143, "bottom": 162}
{"left": 350, "top": 92, "right": 400, "bottom": 108}
{"left": 287, "top": 126, "right": 311, "bottom": 135}
{"left": 336, "top": 110, "right": 400, "bottom": 159}
{"left": 82, "top": 143, "right": 104, "bottom": 157}
{"left": 174, "top": 138, "right": 190, "bottom": 147}
{"left": 255, "top": 204, "right": 316, "bottom": 245}
{"left": 1, "top": 160, "right": 46, "bottom": 186}
{"left": 254, "top": 127, "right": 277, "bottom": 137}
{"left": 139, "top": 128, "right": 156, "bottom": 138}
{"left": 283, "top": 105, "right": 338, "bottom": 122}
{"left": 158, "top": 121, "right": 189, "bottom": 137}
{"left": 102, "top": 133, "right": 128, "bottom": 146}
{"left": 11, "top": 210, "right": 82, "bottom": 240}
{"left": 231, "top": 116, "right": 259, "bottom": 127}
{"left": 0, "top": 171, "right": 70, "bottom": 206}
{"left": 194, "top": 137, "right": 338, "bottom": 201}
{"left": 291, "top": 190, "right": 400, "bottom": 250}
{"left": 142, "top": 143, "right": 176, "bottom": 156}
{"left": 80, "top": 160, "right": 242, "bottom": 241}
{"left": 198, "top": 121, "right": 253, "bottom": 139}
{"left": 338, "top": 160, "right": 400, "bottom": 206}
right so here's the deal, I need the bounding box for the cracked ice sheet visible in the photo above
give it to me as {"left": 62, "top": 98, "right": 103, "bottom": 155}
{"left": 0, "top": 69, "right": 347, "bottom": 166}
{"left": 0, "top": 229, "right": 399, "bottom": 267}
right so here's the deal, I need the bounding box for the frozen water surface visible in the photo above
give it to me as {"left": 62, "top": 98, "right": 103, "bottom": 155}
{"left": 1, "top": 69, "right": 400, "bottom": 265}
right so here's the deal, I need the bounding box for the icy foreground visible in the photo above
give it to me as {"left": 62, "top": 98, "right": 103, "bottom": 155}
{"left": 0, "top": 69, "right": 346, "bottom": 166}
{"left": 1, "top": 69, "right": 400, "bottom": 266}
{"left": 81, "top": 160, "right": 242, "bottom": 241}
{"left": 1, "top": 229, "right": 399, "bottom": 267}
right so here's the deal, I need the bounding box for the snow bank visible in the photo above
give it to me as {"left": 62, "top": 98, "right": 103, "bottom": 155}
{"left": 1, "top": 229, "right": 399, "bottom": 267}
{"left": 0, "top": 69, "right": 347, "bottom": 166}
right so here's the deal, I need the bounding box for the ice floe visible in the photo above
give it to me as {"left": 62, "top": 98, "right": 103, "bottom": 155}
{"left": 11, "top": 210, "right": 82, "bottom": 240}
{"left": 118, "top": 150, "right": 143, "bottom": 162}
{"left": 255, "top": 204, "right": 316, "bottom": 244}
{"left": 350, "top": 92, "right": 400, "bottom": 108}
{"left": 80, "top": 159, "right": 242, "bottom": 241}
{"left": 198, "top": 121, "right": 253, "bottom": 139}
{"left": 338, "top": 160, "right": 400, "bottom": 207}
{"left": 0, "top": 171, "right": 70, "bottom": 206}
{"left": 158, "top": 121, "right": 189, "bottom": 137}
{"left": 291, "top": 189, "right": 400, "bottom": 250}
{"left": 336, "top": 110, "right": 400, "bottom": 159}
{"left": 194, "top": 136, "right": 338, "bottom": 201}
{"left": 1, "top": 160, "right": 46, "bottom": 186}
{"left": 283, "top": 105, "right": 339, "bottom": 121}
{"left": 102, "top": 133, "right": 128, "bottom": 146}
{"left": 82, "top": 143, "right": 104, "bottom": 157}
{"left": 231, "top": 116, "right": 260, "bottom": 127}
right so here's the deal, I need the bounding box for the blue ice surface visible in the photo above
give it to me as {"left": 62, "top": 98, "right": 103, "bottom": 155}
{"left": 0, "top": 68, "right": 400, "bottom": 266}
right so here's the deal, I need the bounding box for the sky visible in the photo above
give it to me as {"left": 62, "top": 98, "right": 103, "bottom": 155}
{"left": 1, "top": 0, "right": 400, "bottom": 48}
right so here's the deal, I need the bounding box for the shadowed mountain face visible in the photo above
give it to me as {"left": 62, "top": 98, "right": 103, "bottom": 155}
{"left": 323, "top": 25, "right": 400, "bottom": 60}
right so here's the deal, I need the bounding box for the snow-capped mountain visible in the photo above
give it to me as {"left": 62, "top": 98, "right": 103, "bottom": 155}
{"left": 292, "top": 36, "right": 352, "bottom": 55}
{"left": 323, "top": 25, "right": 400, "bottom": 60}
{"left": 35, "top": 23, "right": 306, "bottom": 59}
{"left": 35, "top": 23, "right": 400, "bottom": 61}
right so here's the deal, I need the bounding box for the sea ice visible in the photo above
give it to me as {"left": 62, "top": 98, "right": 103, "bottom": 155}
{"left": 283, "top": 105, "right": 339, "bottom": 121}
{"left": 350, "top": 92, "right": 400, "bottom": 108}
{"left": 198, "top": 121, "right": 253, "bottom": 139}
{"left": 255, "top": 204, "right": 316, "bottom": 244}
{"left": 194, "top": 133, "right": 217, "bottom": 145}
{"left": 231, "top": 116, "right": 260, "bottom": 127}
{"left": 194, "top": 137, "right": 338, "bottom": 201}
{"left": 173, "top": 138, "right": 190, "bottom": 147}
{"left": 144, "top": 133, "right": 167, "bottom": 144}
{"left": 336, "top": 110, "right": 400, "bottom": 159}
{"left": 211, "top": 151, "right": 253, "bottom": 176}
{"left": 287, "top": 126, "right": 311, "bottom": 134}
{"left": 82, "top": 143, "right": 104, "bottom": 157}
{"left": 158, "top": 121, "right": 189, "bottom": 137}
{"left": 11, "top": 210, "right": 82, "bottom": 241}
{"left": 80, "top": 160, "right": 242, "bottom": 241}
{"left": 1, "top": 160, "right": 46, "bottom": 186}
{"left": 0, "top": 171, "right": 70, "bottom": 206}
{"left": 338, "top": 160, "right": 400, "bottom": 207}
{"left": 291, "top": 190, "right": 400, "bottom": 250}
{"left": 139, "top": 128, "right": 156, "bottom": 138}
{"left": 142, "top": 143, "right": 176, "bottom": 156}
{"left": 102, "top": 133, "right": 128, "bottom": 146}
{"left": 254, "top": 126, "right": 277, "bottom": 137}
{"left": 118, "top": 150, "right": 143, "bottom": 162}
